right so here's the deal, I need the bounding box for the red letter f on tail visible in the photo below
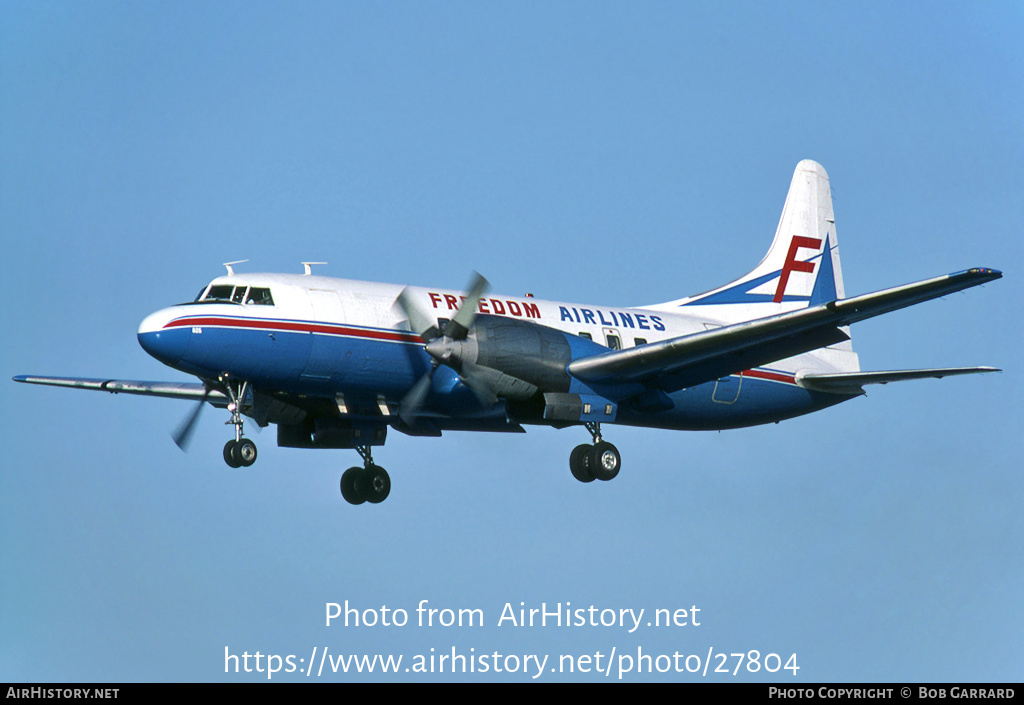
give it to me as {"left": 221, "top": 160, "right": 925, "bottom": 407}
{"left": 773, "top": 236, "right": 822, "bottom": 303}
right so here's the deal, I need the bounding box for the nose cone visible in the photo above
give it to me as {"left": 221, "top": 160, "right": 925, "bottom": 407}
{"left": 138, "top": 309, "right": 190, "bottom": 366}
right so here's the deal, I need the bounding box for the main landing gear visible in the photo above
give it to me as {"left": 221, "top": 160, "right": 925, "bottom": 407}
{"left": 221, "top": 375, "right": 257, "bottom": 468}
{"left": 569, "top": 422, "right": 621, "bottom": 483}
{"left": 340, "top": 446, "right": 392, "bottom": 505}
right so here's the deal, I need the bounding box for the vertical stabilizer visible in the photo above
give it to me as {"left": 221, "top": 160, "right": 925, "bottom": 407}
{"left": 655, "top": 160, "right": 845, "bottom": 318}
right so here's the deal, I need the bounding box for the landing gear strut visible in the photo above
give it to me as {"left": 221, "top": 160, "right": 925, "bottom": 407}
{"left": 569, "top": 422, "right": 621, "bottom": 483}
{"left": 340, "top": 445, "right": 391, "bottom": 505}
{"left": 220, "top": 375, "right": 257, "bottom": 468}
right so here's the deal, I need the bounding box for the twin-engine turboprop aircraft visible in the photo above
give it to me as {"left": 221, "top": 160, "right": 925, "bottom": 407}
{"left": 14, "top": 161, "right": 1001, "bottom": 506}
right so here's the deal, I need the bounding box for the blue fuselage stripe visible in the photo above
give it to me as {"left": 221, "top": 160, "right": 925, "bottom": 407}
{"left": 140, "top": 315, "right": 837, "bottom": 429}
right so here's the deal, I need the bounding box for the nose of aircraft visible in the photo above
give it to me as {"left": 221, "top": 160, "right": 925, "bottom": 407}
{"left": 138, "top": 308, "right": 190, "bottom": 366}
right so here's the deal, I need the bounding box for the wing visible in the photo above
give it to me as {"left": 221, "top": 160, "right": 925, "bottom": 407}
{"left": 568, "top": 268, "right": 1001, "bottom": 391}
{"left": 12, "top": 375, "right": 229, "bottom": 405}
{"left": 797, "top": 367, "right": 1001, "bottom": 394}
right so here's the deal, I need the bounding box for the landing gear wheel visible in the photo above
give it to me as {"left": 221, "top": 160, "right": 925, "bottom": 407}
{"left": 223, "top": 440, "right": 241, "bottom": 468}
{"left": 233, "top": 438, "right": 257, "bottom": 467}
{"left": 341, "top": 467, "right": 366, "bottom": 505}
{"left": 341, "top": 465, "right": 390, "bottom": 505}
{"left": 570, "top": 443, "right": 596, "bottom": 483}
{"left": 219, "top": 376, "right": 255, "bottom": 468}
{"left": 359, "top": 464, "right": 391, "bottom": 504}
{"left": 589, "top": 441, "right": 621, "bottom": 481}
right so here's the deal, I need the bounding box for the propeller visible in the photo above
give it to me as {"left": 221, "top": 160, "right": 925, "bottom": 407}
{"left": 171, "top": 387, "right": 212, "bottom": 451}
{"left": 395, "top": 272, "right": 496, "bottom": 423}
{"left": 443, "top": 272, "right": 490, "bottom": 341}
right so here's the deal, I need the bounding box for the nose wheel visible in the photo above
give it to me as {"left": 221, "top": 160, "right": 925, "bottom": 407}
{"left": 220, "top": 375, "right": 258, "bottom": 468}
{"left": 569, "top": 423, "right": 621, "bottom": 483}
{"left": 223, "top": 438, "right": 258, "bottom": 468}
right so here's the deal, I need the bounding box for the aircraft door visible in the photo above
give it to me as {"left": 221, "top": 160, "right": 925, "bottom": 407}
{"left": 701, "top": 322, "right": 743, "bottom": 404}
{"left": 301, "top": 289, "right": 346, "bottom": 381}
{"left": 306, "top": 289, "right": 345, "bottom": 322}
{"left": 712, "top": 373, "right": 743, "bottom": 403}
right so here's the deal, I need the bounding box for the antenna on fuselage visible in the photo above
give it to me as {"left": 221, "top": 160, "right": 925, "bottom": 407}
{"left": 302, "top": 262, "right": 327, "bottom": 275}
{"left": 223, "top": 260, "right": 249, "bottom": 276}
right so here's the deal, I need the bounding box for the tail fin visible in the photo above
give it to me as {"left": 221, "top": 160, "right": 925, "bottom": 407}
{"left": 656, "top": 160, "right": 844, "bottom": 315}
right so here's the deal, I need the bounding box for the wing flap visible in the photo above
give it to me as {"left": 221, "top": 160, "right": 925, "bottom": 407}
{"left": 568, "top": 268, "right": 1001, "bottom": 387}
{"left": 12, "top": 375, "right": 228, "bottom": 405}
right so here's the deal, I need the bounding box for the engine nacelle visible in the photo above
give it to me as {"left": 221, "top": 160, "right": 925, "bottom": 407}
{"left": 427, "top": 315, "right": 574, "bottom": 399}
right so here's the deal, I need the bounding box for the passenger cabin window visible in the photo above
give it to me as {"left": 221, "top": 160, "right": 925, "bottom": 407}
{"left": 634, "top": 337, "right": 648, "bottom": 347}
{"left": 578, "top": 332, "right": 592, "bottom": 341}
{"left": 605, "top": 334, "right": 622, "bottom": 350}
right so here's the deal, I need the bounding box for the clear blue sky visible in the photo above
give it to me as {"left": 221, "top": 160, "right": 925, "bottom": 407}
{"left": 2, "top": 1, "right": 1021, "bottom": 682}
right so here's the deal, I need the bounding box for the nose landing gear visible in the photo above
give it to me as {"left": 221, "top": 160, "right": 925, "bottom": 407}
{"left": 223, "top": 437, "right": 257, "bottom": 468}
{"left": 221, "top": 375, "right": 257, "bottom": 468}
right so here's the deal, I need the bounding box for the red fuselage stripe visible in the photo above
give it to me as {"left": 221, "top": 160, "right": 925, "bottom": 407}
{"left": 741, "top": 369, "right": 796, "bottom": 385}
{"left": 164, "top": 316, "right": 800, "bottom": 384}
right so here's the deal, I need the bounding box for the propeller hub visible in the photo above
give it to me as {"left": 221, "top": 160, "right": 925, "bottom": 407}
{"left": 425, "top": 337, "right": 461, "bottom": 367}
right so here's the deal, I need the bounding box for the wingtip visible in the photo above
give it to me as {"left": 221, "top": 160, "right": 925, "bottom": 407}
{"left": 963, "top": 267, "right": 1002, "bottom": 279}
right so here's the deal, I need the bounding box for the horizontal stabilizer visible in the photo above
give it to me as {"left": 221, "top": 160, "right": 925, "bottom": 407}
{"left": 797, "top": 367, "right": 1001, "bottom": 394}
{"left": 12, "top": 375, "right": 228, "bottom": 405}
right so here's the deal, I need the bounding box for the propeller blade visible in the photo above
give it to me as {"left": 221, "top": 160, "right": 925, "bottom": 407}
{"left": 171, "top": 389, "right": 211, "bottom": 451}
{"left": 399, "top": 367, "right": 436, "bottom": 424}
{"left": 445, "top": 272, "right": 489, "bottom": 340}
{"left": 396, "top": 288, "right": 440, "bottom": 341}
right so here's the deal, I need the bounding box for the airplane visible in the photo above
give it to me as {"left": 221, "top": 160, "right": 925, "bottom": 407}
{"left": 13, "top": 160, "right": 1001, "bottom": 506}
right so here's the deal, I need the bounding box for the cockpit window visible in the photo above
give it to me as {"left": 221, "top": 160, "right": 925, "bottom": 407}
{"left": 188, "top": 284, "right": 274, "bottom": 305}
{"left": 246, "top": 287, "right": 274, "bottom": 305}
{"left": 205, "top": 285, "right": 235, "bottom": 301}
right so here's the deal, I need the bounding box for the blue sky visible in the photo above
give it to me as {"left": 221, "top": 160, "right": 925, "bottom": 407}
{"left": 2, "top": 1, "right": 1021, "bottom": 682}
